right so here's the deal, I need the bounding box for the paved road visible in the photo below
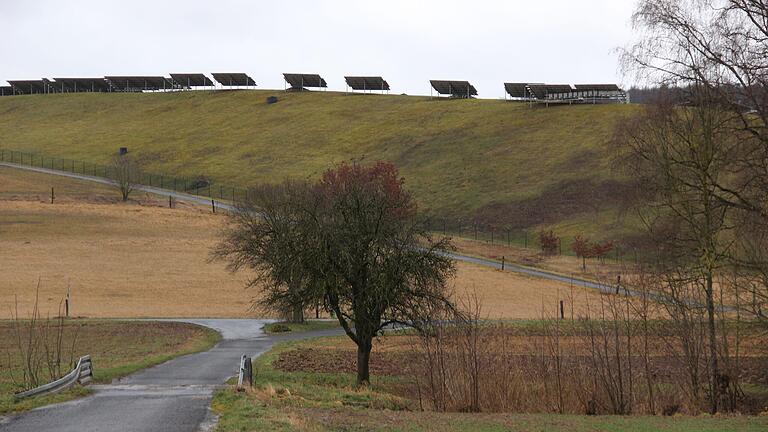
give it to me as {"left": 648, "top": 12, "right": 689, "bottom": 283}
{"left": 0, "top": 162, "right": 616, "bottom": 294}
{"left": 0, "top": 319, "right": 343, "bottom": 432}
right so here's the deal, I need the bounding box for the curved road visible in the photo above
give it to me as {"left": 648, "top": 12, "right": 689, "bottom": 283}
{"left": 0, "top": 320, "right": 343, "bottom": 432}
{"left": 0, "top": 162, "right": 617, "bottom": 294}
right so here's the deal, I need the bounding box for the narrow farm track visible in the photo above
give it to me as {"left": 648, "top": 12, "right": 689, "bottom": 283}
{"left": 0, "top": 162, "right": 619, "bottom": 295}
{"left": 0, "top": 320, "right": 343, "bottom": 432}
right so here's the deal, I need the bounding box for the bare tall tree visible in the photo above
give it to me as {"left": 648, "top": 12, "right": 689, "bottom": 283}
{"left": 623, "top": 0, "right": 768, "bottom": 325}
{"left": 110, "top": 154, "right": 139, "bottom": 202}
{"left": 615, "top": 87, "right": 737, "bottom": 413}
{"left": 213, "top": 181, "right": 315, "bottom": 323}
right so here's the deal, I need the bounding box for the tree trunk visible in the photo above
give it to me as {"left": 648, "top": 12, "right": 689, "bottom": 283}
{"left": 356, "top": 338, "right": 372, "bottom": 386}
{"left": 705, "top": 271, "right": 720, "bottom": 414}
{"left": 290, "top": 306, "right": 304, "bottom": 324}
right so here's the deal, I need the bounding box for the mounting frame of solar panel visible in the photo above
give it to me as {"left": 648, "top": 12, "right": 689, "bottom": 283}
{"left": 170, "top": 73, "right": 214, "bottom": 89}
{"left": 344, "top": 76, "right": 389, "bottom": 94}
{"left": 52, "top": 78, "right": 110, "bottom": 93}
{"left": 8, "top": 79, "right": 57, "bottom": 94}
{"left": 283, "top": 73, "right": 327, "bottom": 91}
{"left": 543, "top": 84, "right": 575, "bottom": 100}
{"left": 211, "top": 73, "right": 256, "bottom": 88}
{"left": 429, "top": 80, "right": 477, "bottom": 98}
{"left": 105, "top": 76, "right": 174, "bottom": 92}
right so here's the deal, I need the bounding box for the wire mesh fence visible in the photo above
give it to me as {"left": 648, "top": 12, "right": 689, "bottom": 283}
{"left": 0, "top": 147, "right": 633, "bottom": 263}
{"left": 0, "top": 148, "right": 250, "bottom": 203}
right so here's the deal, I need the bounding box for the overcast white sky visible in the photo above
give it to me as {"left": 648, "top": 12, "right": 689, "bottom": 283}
{"left": 1, "top": 0, "right": 638, "bottom": 98}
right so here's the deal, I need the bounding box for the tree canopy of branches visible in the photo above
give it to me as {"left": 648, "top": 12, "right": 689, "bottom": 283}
{"left": 109, "top": 154, "right": 139, "bottom": 202}
{"left": 572, "top": 234, "right": 614, "bottom": 270}
{"left": 214, "top": 161, "right": 457, "bottom": 385}
{"left": 615, "top": 89, "right": 738, "bottom": 412}
{"left": 619, "top": 0, "right": 768, "bottom": 412}
{"left": 624, "top": 2, "right": 768, "bottom": 316}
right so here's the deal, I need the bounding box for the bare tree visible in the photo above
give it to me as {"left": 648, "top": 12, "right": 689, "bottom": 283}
{"left": 623, "top": 0, "right": 768, "bottom": 324}
{"left": 614, "top": 86, "right": 739, "bottom": 412}
{"left": 213, "top": 181, "right": 316, "bottom": 323}
{"left": 214, "top": 161, "right": 457, "bottom": 385}
{"left": 110, "top": 154, "right": 139, "bottom": 202}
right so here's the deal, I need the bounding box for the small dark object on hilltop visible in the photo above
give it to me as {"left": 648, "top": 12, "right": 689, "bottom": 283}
{"left": 266, "top": 96, "right": 278, "bottom": 104}
{"left": 119, "top": 147, "right": 128, "bottom": 155}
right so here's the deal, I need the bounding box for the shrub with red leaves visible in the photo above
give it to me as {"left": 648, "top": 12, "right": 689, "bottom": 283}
{"left": 539, "top": 230, "right": 560, "bottom": 255}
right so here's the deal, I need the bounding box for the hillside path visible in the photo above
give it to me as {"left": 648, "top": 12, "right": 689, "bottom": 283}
{"left": 0, "top": 319, "right": 343, "bottom": 432}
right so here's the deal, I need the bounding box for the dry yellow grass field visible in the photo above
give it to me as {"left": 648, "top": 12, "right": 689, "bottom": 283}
{"left": 0, "top": 166, "right": 604, "bottom": 319}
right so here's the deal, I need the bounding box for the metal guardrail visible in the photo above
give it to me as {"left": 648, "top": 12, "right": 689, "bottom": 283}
{"left": 13, "top": 355, "right": 93, "bottom": 400}
{"left": 237, "top": 354, "right": 252, "bottom": 391}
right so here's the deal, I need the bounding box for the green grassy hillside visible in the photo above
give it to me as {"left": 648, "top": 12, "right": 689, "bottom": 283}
{"left": 0, "top": 90, "right": 638, "bottom": 239}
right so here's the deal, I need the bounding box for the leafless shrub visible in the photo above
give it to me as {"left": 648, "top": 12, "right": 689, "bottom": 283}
{"left": 410, "top": 274, "right": 751, "bottom": 415}
{"left": 109, "top": 154, "right": 139, "bottom": 202}
{"left": 8, "top": 280, "right": 80, "bottom": 391}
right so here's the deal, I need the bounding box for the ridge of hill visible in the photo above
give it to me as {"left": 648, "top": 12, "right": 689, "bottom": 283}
{"left": 0, "top": 90, "right": 639, "bottom": 241}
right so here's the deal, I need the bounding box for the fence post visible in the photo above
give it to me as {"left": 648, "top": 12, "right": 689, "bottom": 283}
{"left": 211, "top": 199, "right": 216, "bottom": 214}
{"left": 559, "top": 300, "right": 564, "bottom": 320}
{"left": 51, "top": 187, "right": 55, "bottom": 204}
{"left": 501, "top": 256, "right": 505, "bottom": 271}
{"left": 169, "top": 196, "right": 173, "bottom": 209}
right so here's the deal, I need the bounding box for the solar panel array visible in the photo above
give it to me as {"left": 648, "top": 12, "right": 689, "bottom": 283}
{"left": 105, "top": 76, "right": 175, "bottom": 92}
{"left": 504, "top": 82, "right": 627, "bottom": 103}
{"left": 1, "top": 71, "right": 627, "bottom": 105}
{"left": 7, "top": 80, "right": 55, "bottom": 94}
{"left": 171, "top": 73, "right": 214, "bottom": 88}
{"left": 212, "top": 73, "right": 256, "bottom": 87}
{"left": 52, "top": 78, "right": 111, "bottom": 93}
{"left": 430, "top": 80, "right": 478, "bottom": 98}
{"left": 283, "top": 73, "right": 327, "bottom": 89}
{"left": 345, "top": 76, "right": 389, "bottom": 91}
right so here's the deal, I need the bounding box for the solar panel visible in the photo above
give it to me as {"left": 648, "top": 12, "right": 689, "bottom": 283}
{"left": 105, "top": 76, "right": 174, "bottom": 91}
{"left": 211, "top": 73, "right": 256, "bottom": 87}
{"left": 504, "top": 83, "right": 528, "bottom": 98}
{"left": 0, "top": 86, "right": 13, "bottom": 96}
{"left": 52, "top": 78, "right": 110, "bottom": 93}
{"left": 526, "top": 84, "right": 548, "bottom": 99}
{"left": 283, "top": 73, "right": 327, "bottom": 89}
{"left": 170, "top": 73, "right": 214, "bottom": 88}
{"left": 574, "top": 84, "right": 621, "bottom": 92}
{"left": 8, "top": 80, "right": 54, "bottom": 94}
{"left": 430, "top": 80, "right": 477, "bottom": 97}
{"left": 544, "top": 84, "right": 573, "bottom": 94}
{"left": 344, "top": 76, "right": 389, "bottom": 91}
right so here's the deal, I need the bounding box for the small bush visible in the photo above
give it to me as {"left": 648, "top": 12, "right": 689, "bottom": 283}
{"left": 268, "top": 324, "right": 291, "bottom": 333}
{"left": 539, "top": 230, "right": 560, "bottom": 255}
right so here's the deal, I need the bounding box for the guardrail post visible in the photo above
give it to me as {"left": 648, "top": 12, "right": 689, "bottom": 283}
{"left": 237, "top": 354, "right": 253, "bottom": 391}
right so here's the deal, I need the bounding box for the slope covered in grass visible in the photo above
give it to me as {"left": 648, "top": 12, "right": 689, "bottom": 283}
{"left": 0, "top": 90, "right": 638, "bottom": 238}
